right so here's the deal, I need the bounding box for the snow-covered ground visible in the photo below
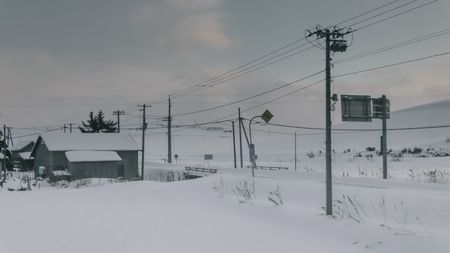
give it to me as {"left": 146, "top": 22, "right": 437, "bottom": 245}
{"left": 0, "top": 171, "right": 449, "bottom": 253}
{"left": 2, "top": 99, "right": 450, "bottom": 252}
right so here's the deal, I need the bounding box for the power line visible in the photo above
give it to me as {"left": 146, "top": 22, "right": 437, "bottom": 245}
{"left": 12, "top": 127, "right": 64, "bottom": 139}
{"left": 335, "top": 50, "right": 450, "bottom": 78}
{"left": 173, "top": 0, "right": 435, "bottom": 100}
{"left": 346, "top": 0, "right": 422, "bottom": 28}
{"left": 214, "top": 49, "right": 450, "bottom": 122}
{"left": 352, "top": 0, "right": 439, "bottom": 31}
{"left": 336, "top": 27, "right": 450, "bottom": 64}
{"left": 173, "top": 44, "right": 314, "bottom": 98}
{"left": 260, "top": 121, "right": 450, "bottom": 132}
{"left": 172, "top": 70, "right": 325, "bottom": 117}
{"left": 122, "top": 0, "right": 421, "bottom": 109}
{"left": 335, "top": 0, "right": 404, "bottom": 26}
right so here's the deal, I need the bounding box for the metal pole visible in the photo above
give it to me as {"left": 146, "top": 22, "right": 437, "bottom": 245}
{"left": 140, "top": 104, "right": 147, "bottom": 180}
{"left": 238, "top": 108, "right": 243, "bottom": 168}
{"left": 168, "top": 96, "right": 172, "bottom": 163}
{"left": 117, "top": 113, "right": 120, "bottom": 133}
{"left": 232, "top": 121, "right": 237, "bottom": 168}
{"left": 325, "top": 30, "right": 333, "bottom": 216}
{"left": 248, "top": 116, "right": 259, "bottom": 177}
{"left": 382, "top": 95, "right": 388, "bottom": 179}
{"left": 294, "top": 132, "right": 297, "bottom": 171}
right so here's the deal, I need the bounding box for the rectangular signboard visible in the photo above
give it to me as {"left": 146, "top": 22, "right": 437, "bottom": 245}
{"left": 204, "top": 154, "right": 213, "bottom": 160}
{"left": 341, "top": 95, "right": 372, "bottom": 122}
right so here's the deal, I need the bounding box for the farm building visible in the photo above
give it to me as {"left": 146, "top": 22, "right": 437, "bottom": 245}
{"left": 10, "top": 140, "right": 35, "bottom": 171}
{"left": 31, "top": 133, "right": 140, "bottom": 181}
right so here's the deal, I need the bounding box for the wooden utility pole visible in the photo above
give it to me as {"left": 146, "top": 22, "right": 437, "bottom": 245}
{"left": 238, "top": 108, "right": 243, "bottom": 168}
{"left": 138, "top": 104, "right": 149, "bottom": 180}
{"left": 64, "top": 123, "right": 74, "bottom": 133}
{"left": 294, "top": 132, "right": 297, "bottom": 171}
{"left": 167, "top": 96, "right": 172, "bottom": 163}
{"left": 113, "top": 110, "right": 125, "bottom": 133}
{"left": 232, "top": 121, "right": 237, "bottom": 168}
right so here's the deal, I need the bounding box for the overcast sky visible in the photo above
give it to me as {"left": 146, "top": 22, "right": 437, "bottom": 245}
{"left": 0, "top": 0, "right": 449, "bottom": 130}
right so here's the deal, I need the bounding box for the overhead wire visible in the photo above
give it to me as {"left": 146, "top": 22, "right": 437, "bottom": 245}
{"left": 122, "top": 0, "right": 417, "bottom": 109}
{"left": 172, "top": 70, "right": 325, "bottom": 117}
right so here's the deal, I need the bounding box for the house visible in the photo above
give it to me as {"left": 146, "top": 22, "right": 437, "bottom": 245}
{"left": 31, "top": 133, "right": 140, "bottom": 181}
{"left": 10, "top": 140, "right": 35, "bottom": 171}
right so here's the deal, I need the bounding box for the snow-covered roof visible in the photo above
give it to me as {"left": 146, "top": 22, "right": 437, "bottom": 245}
{"left": 34, "top": 132, "right": 139, "bottom": 152}
{"left": 65, "top": 151, "right": 122, "bottom": 162}
{"left": 10, "top": 140, "right": 35, "bottom": 152}
{"left": 19, "top": 152, "right": 33, "bottom": 160}
{"left": 51, "top": 170, "right": 71, "bottom": 176}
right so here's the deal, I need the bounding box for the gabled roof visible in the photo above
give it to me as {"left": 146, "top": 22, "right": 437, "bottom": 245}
{"left": 31, "top": 132, "right": 140, "bottom": 156}
{"left": 65, "top": 151, "right": 122, "bottom": 162}
{"left": 10, "top": 140, "right": 35, "bottom": 152}
{"left": 19, "top": 152, "right": 33, "bottom": 160}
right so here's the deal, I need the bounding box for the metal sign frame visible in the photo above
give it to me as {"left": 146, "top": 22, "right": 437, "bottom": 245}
{"left": 341, "top": 95, "right": 372, "bottom": 122}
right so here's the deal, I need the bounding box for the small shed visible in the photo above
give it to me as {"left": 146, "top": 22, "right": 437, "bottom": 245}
{"left": 10, "top": 140, "right": 35, "bottom": 171}
{"left": 31, "top": 133, "right": 140, "bottom": 181}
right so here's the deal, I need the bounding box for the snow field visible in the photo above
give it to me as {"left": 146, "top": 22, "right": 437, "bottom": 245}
{"left": 1, "top": 172, "right": 449, "bottom": 253}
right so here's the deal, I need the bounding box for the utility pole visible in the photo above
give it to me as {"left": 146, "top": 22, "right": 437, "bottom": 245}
{"left": 64, "top": 123, "right": 74, "bottom": 133}
{"left": 306, "top": 26, "right": 352, "bottom": 216}
{"left": 232, "top": 121, "right": 237, "bottom": 168}
{"left": 167, "top": 96, "right": 172, "bottom": 163}
{"left": 294, "top": 132, "right": 297, "bottom": 171}
{"left": 113, "top": 110, "right": 125, "bottom": 133}
{"left": 138, "top": 104, "right": 149, "bottom": 180}
{"left": 7, "top": 127, "right": 13, "bottom": 147}
{"left": 324, "top": 29, "right": 333, "bottom": 216}
{"left": 238, "top": 108, "right": 243, "bottom": 168}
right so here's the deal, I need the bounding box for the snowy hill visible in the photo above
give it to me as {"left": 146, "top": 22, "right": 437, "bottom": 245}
{"left": 293, "top": 99, "right": 450, "bottom": 152}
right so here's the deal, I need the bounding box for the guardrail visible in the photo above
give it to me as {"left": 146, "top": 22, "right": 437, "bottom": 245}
{"left": 185, "top": 166, "right": 218, "bottom": 174}
{"left": 246, "top": 165, "right": 289, "bottom": 171}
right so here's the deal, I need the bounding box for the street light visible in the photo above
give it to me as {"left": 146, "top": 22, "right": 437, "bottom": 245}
{"left": 248, "top": 110, "right": 273, "bottom": 177}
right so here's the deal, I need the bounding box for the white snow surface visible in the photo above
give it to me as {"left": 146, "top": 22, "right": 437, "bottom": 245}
{"left": 9, "top": 140, "right": 33, "bottom": 151}
{"left": 37, "top": 132, "right": 140, "bottom": 151}
{"left": 18, "top": 152, "right": 32, "bottom": 160}
{"left": 2, "top": 99, "right": 450, "bottom": 253}
{"left": 65, "top": 150, "right": 122, "bottom": 162}
{"left": 0, "top": 172, "right": 449, "bottom": 253}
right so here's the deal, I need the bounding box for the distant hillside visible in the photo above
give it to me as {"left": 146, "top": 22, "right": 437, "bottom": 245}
{"left": 329, "top": 99, "right": 450, "bottom": 150}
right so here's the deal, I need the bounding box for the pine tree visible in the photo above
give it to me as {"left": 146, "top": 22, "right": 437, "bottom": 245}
{"left": 79, "top": 111, "right": 117, "bottom": 133}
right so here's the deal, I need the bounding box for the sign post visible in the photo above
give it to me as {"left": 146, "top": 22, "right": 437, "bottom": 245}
{"left": 341, "top": 94, "right": 390, "bottom": 179}
{"left": 248, "top": 110, "right": 273, "bottom": 177}
{"left": 204, "top": 154, "right": 213, "bottom": 168}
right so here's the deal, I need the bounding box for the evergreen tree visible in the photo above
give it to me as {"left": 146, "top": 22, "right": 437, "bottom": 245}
{"left": 79, "top": 111, "right": 117, "bottom": 133}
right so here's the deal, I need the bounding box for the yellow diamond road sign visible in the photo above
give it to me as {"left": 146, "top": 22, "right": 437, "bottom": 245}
{"left": 261, "top": 110, "right": 273, "bottom": 123}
